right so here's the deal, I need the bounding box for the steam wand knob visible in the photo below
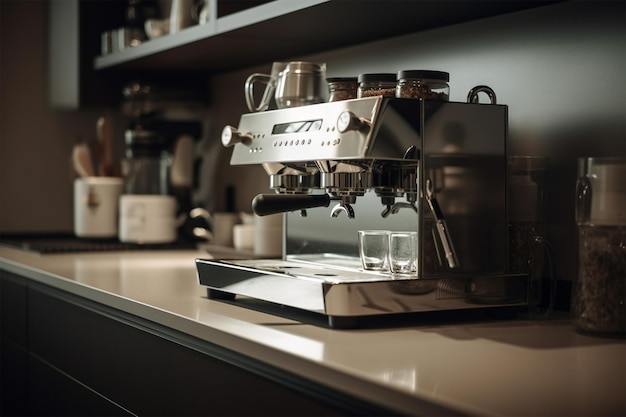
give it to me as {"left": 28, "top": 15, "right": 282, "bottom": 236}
{"left": 222, "top": 125, "right": 252, "bottom": 147}
{"left": 337, "top": 110, "right": 370, "bottom": 133}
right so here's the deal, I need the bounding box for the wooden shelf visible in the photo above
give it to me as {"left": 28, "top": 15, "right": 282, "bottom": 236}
{"left": 94, "top": 0, "right": 562, "bottom": 73}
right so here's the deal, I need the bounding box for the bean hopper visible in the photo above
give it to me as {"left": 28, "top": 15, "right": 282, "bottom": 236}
{"left": 196, "top": 88, "right": 529, "bottom": 328}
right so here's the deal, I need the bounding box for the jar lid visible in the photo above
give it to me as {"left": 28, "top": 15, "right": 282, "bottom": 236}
{"left": 327, "top": 77, "right": 357, "bottom": 83}
{"left": 397, "top": 70, "right": 450, "bottom": 82}
{"left": 357, "top": 73, "right": 397, "bottom": 83}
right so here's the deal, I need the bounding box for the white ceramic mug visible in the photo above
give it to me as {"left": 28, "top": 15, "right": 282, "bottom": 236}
{"left": 74, "top": 177, "right": 124, "bottom": 238}
{"left": 211, "top": 212, "right": 239, "bottom": 247}
{"left": 254, "top": 213, "right": 283, "bottom": 257}
{"left": 233, "top": 224, "right": 256, "bottom": 251}
{"left": 119, "top": 195, "right": 178, "bottom": 244}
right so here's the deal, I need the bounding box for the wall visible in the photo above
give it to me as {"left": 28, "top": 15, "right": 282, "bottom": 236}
{"left": 205, "top": 0, "right": 625, "bottom": 284}
{"left": 0, "top": 1, "right": 114, "bottom": 233}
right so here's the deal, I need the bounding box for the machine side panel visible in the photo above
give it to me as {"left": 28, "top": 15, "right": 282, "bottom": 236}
{"left": 421, "top": 102, "right": 508, "bottom": 275}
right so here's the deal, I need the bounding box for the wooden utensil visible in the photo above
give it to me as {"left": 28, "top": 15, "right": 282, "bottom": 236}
{"left": 96, "top": 114, "right": 115, "bottom": 176}
{"left": 72, "top": 143, "right": 95, "bottom": 177}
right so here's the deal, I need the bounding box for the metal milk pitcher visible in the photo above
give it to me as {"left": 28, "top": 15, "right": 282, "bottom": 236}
{"left": 245, "top": 61, "right": 327, "bottom": 112}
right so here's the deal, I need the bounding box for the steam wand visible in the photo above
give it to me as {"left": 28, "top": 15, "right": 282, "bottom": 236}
{"left": 330, "top": 201, "right": 355, "bottom": 219}
{"left": 381, "top": 202, "right": 417, "bottom": 218}
{"left": 425, "top": 178, "right": 459, "bottom": 269}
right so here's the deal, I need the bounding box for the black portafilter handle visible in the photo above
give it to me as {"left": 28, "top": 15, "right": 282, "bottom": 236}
{"left": 252, "top": 194, "right": 331, "bottom": 216}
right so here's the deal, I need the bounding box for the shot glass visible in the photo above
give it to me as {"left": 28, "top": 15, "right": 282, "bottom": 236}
{"left": 358, "top": 230, "right": 390, "bottom": 271}
{"left": 389, "top": 231, "right": 418, "bottom": 274}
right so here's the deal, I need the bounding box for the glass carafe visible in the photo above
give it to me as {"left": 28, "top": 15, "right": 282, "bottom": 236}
{"left": 122, "top": 128, "right": 171, "bottom": 195}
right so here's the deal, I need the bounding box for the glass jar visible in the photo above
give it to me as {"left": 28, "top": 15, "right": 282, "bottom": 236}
{"left": 327, "top": 77, "right": 357, "bottom": 102}
{"left": 508, "top": 156, "right": 548, "bottom": 273}
{"left": 122, "top": 128, "right": 171, "bottom": 195}
{"left": 357, "top": 73, "right": 396, "bottom": 98}
{"left": 572, "top": 157, "right": 626, "bottom": 335}
{"left": 396, "top": 70, "right": 450, "bottom": 101}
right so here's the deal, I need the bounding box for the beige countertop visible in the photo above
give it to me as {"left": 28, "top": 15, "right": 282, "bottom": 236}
{"left": 1, "top": 245, "right": 624, "bottom": 416}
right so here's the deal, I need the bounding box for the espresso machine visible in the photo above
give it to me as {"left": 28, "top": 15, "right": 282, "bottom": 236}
{"left": 196, "top": 90, "right": 529, "bottom": 328}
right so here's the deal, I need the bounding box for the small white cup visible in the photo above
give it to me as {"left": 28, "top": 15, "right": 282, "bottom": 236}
{"left": 233, "top": 224, "right": 256, "bottom": 251}
{"left": 74, "top": 177, "right": 124, "bottom": 238}
{"left": 119, "top": 195, "right": 178, "bottom": 244}
{"left": 212, "top": 212, "right": 239, "bottom": 247}
{"left": 358, "top": 230, "right": 390, "bottom": 271}
{"left": 389, "top": 231, "right": 418, "bottom": 274}
{"left": 254, "top": 213, "right": 283, "bottom": 257}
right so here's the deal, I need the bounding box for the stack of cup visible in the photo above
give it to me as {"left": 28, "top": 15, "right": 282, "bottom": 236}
{"left": 212, "top": 212, "right": 240, "bottom": 247}
{"left": 230, "top": 213, "right": 283, "bottom": 256}
{"left": 233, "top": 212, "right": 255, "bottom": 251}
{"left": 119, "top": 195, "right": 178, "bottom": 244}
{"left": 254, "top": 213, "right": 283, "bottom": 257}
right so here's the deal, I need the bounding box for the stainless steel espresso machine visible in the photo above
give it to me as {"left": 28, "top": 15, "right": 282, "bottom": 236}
{"left": 196, "top": 91, "right": 529, "bottom": 328}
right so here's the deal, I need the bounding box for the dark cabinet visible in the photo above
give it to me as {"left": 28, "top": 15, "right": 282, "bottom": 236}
{"left": 53, "top": 0, "right": 559, "bottom": 108}
{"left": 27, "top": 355, "right": 132, "bottom": 416}
{"left": 0, "top": 273, "right": 29, "bottom": 415}
{"left": 95, "top": 0, "right": 561, "bottom": 73}
{"left": 1, "top": 271, "right": 390, "bottom": 416}
{"left": 48, "top": 0, "right": 127, "bottom": 109}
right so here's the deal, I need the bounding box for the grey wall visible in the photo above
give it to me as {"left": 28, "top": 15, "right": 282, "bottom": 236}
{"left": 204, "top": 1, "right": 625, "bottom": 283}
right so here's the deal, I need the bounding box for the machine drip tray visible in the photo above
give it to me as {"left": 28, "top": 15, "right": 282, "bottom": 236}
{"left": 196, "top": 258, "right": 529, "bottom": 329}
{"left": 207, "top": 289, "right": 523, "bottom": 329}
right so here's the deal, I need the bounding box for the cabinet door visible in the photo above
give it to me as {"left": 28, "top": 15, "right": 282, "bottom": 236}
{"left": 28, "top": 354, "right": 132, "bottom": 416}
{"left": 48, "top": 0, "right": 126, "bottom": 108}
{"left": 0, "top": 272, "right": 29, "bottom": 414}
{"left": 0, "top": 271, "right": 28, "bottom": 347}
{"left": 28, "top": 285, "right": 370, "bottom": 416}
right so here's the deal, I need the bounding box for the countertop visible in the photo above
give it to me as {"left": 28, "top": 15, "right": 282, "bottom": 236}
{"left": 1, "top": 245, "right": 624, "bottom": 416}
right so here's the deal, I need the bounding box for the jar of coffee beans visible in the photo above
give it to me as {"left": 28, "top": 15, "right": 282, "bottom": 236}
{"left": 572, "top": 225, "right": 625, "bottom": 335}
{"left": 572, "top": 157, "right": 626, "bottom": 335}
{"left": 396, "top": 70, "right": 450, "bottom": 101}
{"left": 327, "top": 77, "right": 357, "bottom": 102}
{"left": 357, "top": 73, "right": 396, "bottom": 98}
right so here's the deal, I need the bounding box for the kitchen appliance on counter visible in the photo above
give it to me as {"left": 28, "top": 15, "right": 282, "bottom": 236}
{"left": 196, "top": 92, "right": 530, "bottom": 328}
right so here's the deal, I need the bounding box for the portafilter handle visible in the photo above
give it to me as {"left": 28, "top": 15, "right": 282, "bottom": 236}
{"left": 252, "top": 194, "right": 331, "bottom": 216}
